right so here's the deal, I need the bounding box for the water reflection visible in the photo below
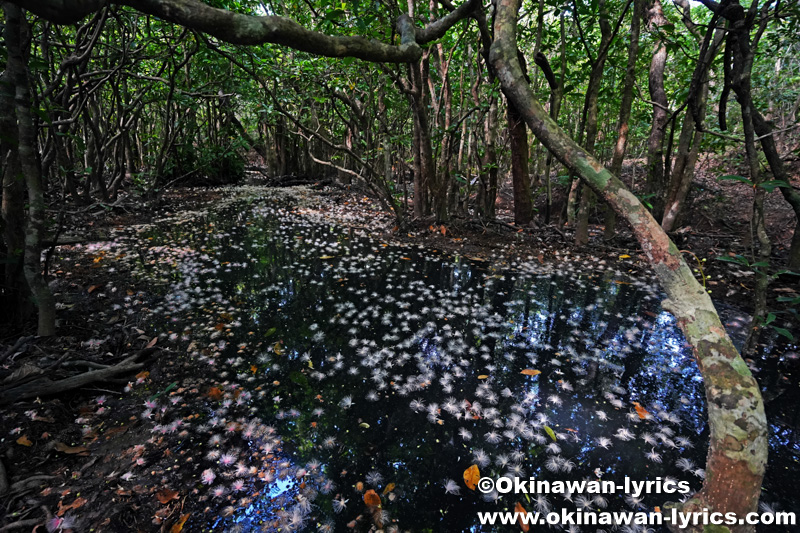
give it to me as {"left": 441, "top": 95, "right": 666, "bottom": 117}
{"left": 131, "top": 196, "right": 797, "bottom": 532}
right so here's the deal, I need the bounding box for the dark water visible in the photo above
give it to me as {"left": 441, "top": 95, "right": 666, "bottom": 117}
{"left": 127, "top": 193, "right": 798, "bottom": 532}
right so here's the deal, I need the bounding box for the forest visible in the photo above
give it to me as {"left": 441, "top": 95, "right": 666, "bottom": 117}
{"left": 0, "top": 0, "right": 799, "bottom": 531}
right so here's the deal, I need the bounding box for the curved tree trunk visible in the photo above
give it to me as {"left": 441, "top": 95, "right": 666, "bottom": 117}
{"left": 490, "top": 1, "right": 766, "bottom": 530}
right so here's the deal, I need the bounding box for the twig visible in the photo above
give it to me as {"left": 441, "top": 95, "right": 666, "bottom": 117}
{"left": 0, "top": 518, "right": 43, "bottom": 531}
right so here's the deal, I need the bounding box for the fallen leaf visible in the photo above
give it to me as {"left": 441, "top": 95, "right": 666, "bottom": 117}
{"left": 145, "top": 337, "right": 158, "bottom": 349}
{"left": 520, "top": 369, "right": 541, "bottom": 377}
{"left": 633, "top": 402, "right": 650, "bottom": 420}
{"left": 382, "top": 482, "right": 396, "bottom": 495}
{"left": 463, "top": 464, "right": 480, "bottom": 490}
{"left": 157, "top": 488, "right": 179, "bottom": 504}
{"left": 619, "top": 254, "right": 631, "bottom": 259}
{"left": 16, "top": 435, "right": 32, "bottom": 446}
{"left": 169, "top": 513, "right": 191, "bottom": 533}
{"left": 206, "top": 387, "right": 224, "bottom": 400}
{"left": 273, "top": 341, "right": 284, "bottom": 356}
{"left": 57, "top": 497, "right": 88, "bottom": 516}
{"left": 363, "top": 489, "right": 381, "bottom": 507}
{"left": 54, "top": 442, "right": 90, "bottom": 455}
{"left": 135, "top": 370, "right": 150, "bottom": 380}
{"left": 515, "top": 502, "right": 530, "bottom": 532}
{"left": 543, "top": 425, "right": 557, "bottom": 442}
{"left": 477, "top": 375, "right": 489, "bottom": 380}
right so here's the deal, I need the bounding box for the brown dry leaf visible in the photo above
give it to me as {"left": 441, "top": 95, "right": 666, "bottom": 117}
{"left": 57, "top": 497, "right": 88, "bottom": 516}
{"left": 363, "top": 489, "right": 381, "bottom": 507}
{"left": 206, "top": 387, "right": 224, "bottom": 400}
{"left": 145, "top": 337, "right": 158, "bottom": 349}
{"left": 16, "top": 435, "right": 32, "bottom": 446}
{"left": 520, "top": 369, "right": 541, "bottom": 377}
{"left": 169, "top": 513, "right": 191, "bottom": 532}
{"left": 135, "top": 370, "right": 150, "bottom": 380}
{"left": 156, "top": 488, "right": 179, "bottom": 504}
{"left": 463, "top": 464, "right": 480, "bottom": 490}
{"left": 54, "top": 442, "right": 90, "bottom": 455}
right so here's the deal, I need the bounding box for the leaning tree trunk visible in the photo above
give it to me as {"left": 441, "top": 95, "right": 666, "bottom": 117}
{"left": 490, "top": 1, "right": 766, "bottom": 530}
{"left": 5, "top": 3, "right": 57, "bottom": 336}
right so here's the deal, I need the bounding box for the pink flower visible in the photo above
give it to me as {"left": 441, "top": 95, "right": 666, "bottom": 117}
{"left": 201, "top": 469, "right": 216, "bottom": 484}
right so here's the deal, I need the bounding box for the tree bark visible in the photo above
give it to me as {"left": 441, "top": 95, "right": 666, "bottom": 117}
{"left": 644, "top": 0, "right": 669, "bottom": 221}
{"left": 491, "top": 1, "right": 766, "bottom": 529}
{"left": 604, "top": 0, "right": 643, "bottom": 241}
{"left": 5, "top": 3, "right": 57, "bottom": 336}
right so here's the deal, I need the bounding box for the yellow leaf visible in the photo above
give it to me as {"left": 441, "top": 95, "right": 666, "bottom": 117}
{"left": 619, "top": 254, "right": 631, "bottom": 259}
{"left": 319, "top": 255, "right": 335, "bottom": 260}
{"left": 463, "top": 464, "right": 480, "bottom": 490}
{"left": 382, "top": 482, "right": 396, "bottom": 495}
{"left": 169, "top": 513, "right": 191, "bottom": 533}
{"left": 477, "top": 375, "right": 489, "bottom": 380}
{"left": 544, "top": 425, "right": 557, "bottom": 442}
{"left": 273, "top": 341, "right": 284, "bottom": 356}
{"left": 520, "top": 369, "right": 541, "bottom": 377}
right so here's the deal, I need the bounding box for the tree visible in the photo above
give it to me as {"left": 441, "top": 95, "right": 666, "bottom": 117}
{"left": 1, "top": 0, "right": 773, "bottom": 528}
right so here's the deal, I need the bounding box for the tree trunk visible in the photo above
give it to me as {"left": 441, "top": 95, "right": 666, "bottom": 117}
{"left": 644, "top": 0, "right": 669, "bottom": 221}
{"left": 5, "top": 3, "right": 57, "bottom": 336}
{"left": 604, "top": 0, "right": 642, "bottom": 241}
{"left": 490, "top": 2, "right": 766, "bottom": 529}
{"left": 508, "top": 100, "right": 532, "bottom": 225}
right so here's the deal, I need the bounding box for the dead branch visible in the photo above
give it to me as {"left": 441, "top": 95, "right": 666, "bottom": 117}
{"left": 0, "top": 348, "right": 158, "bottom": 405}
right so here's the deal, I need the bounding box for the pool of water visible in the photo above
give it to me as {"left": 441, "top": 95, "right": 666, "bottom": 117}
{"left": 127, "top": 192, "right": 798, "bottom": 532}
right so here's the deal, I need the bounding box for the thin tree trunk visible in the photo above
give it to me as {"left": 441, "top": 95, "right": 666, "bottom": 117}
{"left": 604, "top": 0, "right": 642, "bottom": 241}
{"left": 644, "top": 0, "right": 669, "bottom": 221}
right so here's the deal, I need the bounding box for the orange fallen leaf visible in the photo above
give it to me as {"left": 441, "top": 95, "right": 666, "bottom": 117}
{"left": 135, "top": 370, "right": 150, "bottom": 380}
{"left": 632, "top": 402, "right": 650, "bottom": 420}
{"left": 206, "top": 387, "right": 224, "bottom": 400}
{"left": 250, "top": 365, "right": 258, "bottom": 374}
{"left": 157, "top": 488, "right": 179, "bottom": 504}
{"left": 382, "top": 482, "right": 396, "bottom": 495}
{"left": 363, "top": 489, "right": 381, "bottom": 507}
{"left": 520, "top": 369, "right": 541, "bottom": 377}
{"left": 16, "top": 435, "right": 32, "bottom": 446}
{"left": 515, "top": 502, "right": 530, "bottom": 532}
{"left": 169, "top": 513, "right": 191, "bottom": 532}
{"left": 463, "top": 464, "right": 480, "bottom": 490}
{"left": 477, "top": 375, "right": 489, "bottom": 380}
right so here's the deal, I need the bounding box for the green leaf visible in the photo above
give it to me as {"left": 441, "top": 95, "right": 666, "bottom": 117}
{"left": 717, "top": 174, "right": 752, "bottom": 185}
{"left": 758, "top": 180, "right": 792, "bottom": 192}
{"left": 771, "top": 327, "right": 794, "bottom": 341}
{"left": 765, "top": 312, "right": 776, "bottom": 325}
{"left": 543, "top": 425, "right": 557, "bottom": 442}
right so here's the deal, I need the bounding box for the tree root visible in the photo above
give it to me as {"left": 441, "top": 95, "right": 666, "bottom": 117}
{"left": 0, "top": 347, "right": 159, "bottom": 405}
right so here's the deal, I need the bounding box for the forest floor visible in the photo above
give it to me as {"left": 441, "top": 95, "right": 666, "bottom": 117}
{"left": 0, "top": 157, "right": 798, "bottom": 532}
